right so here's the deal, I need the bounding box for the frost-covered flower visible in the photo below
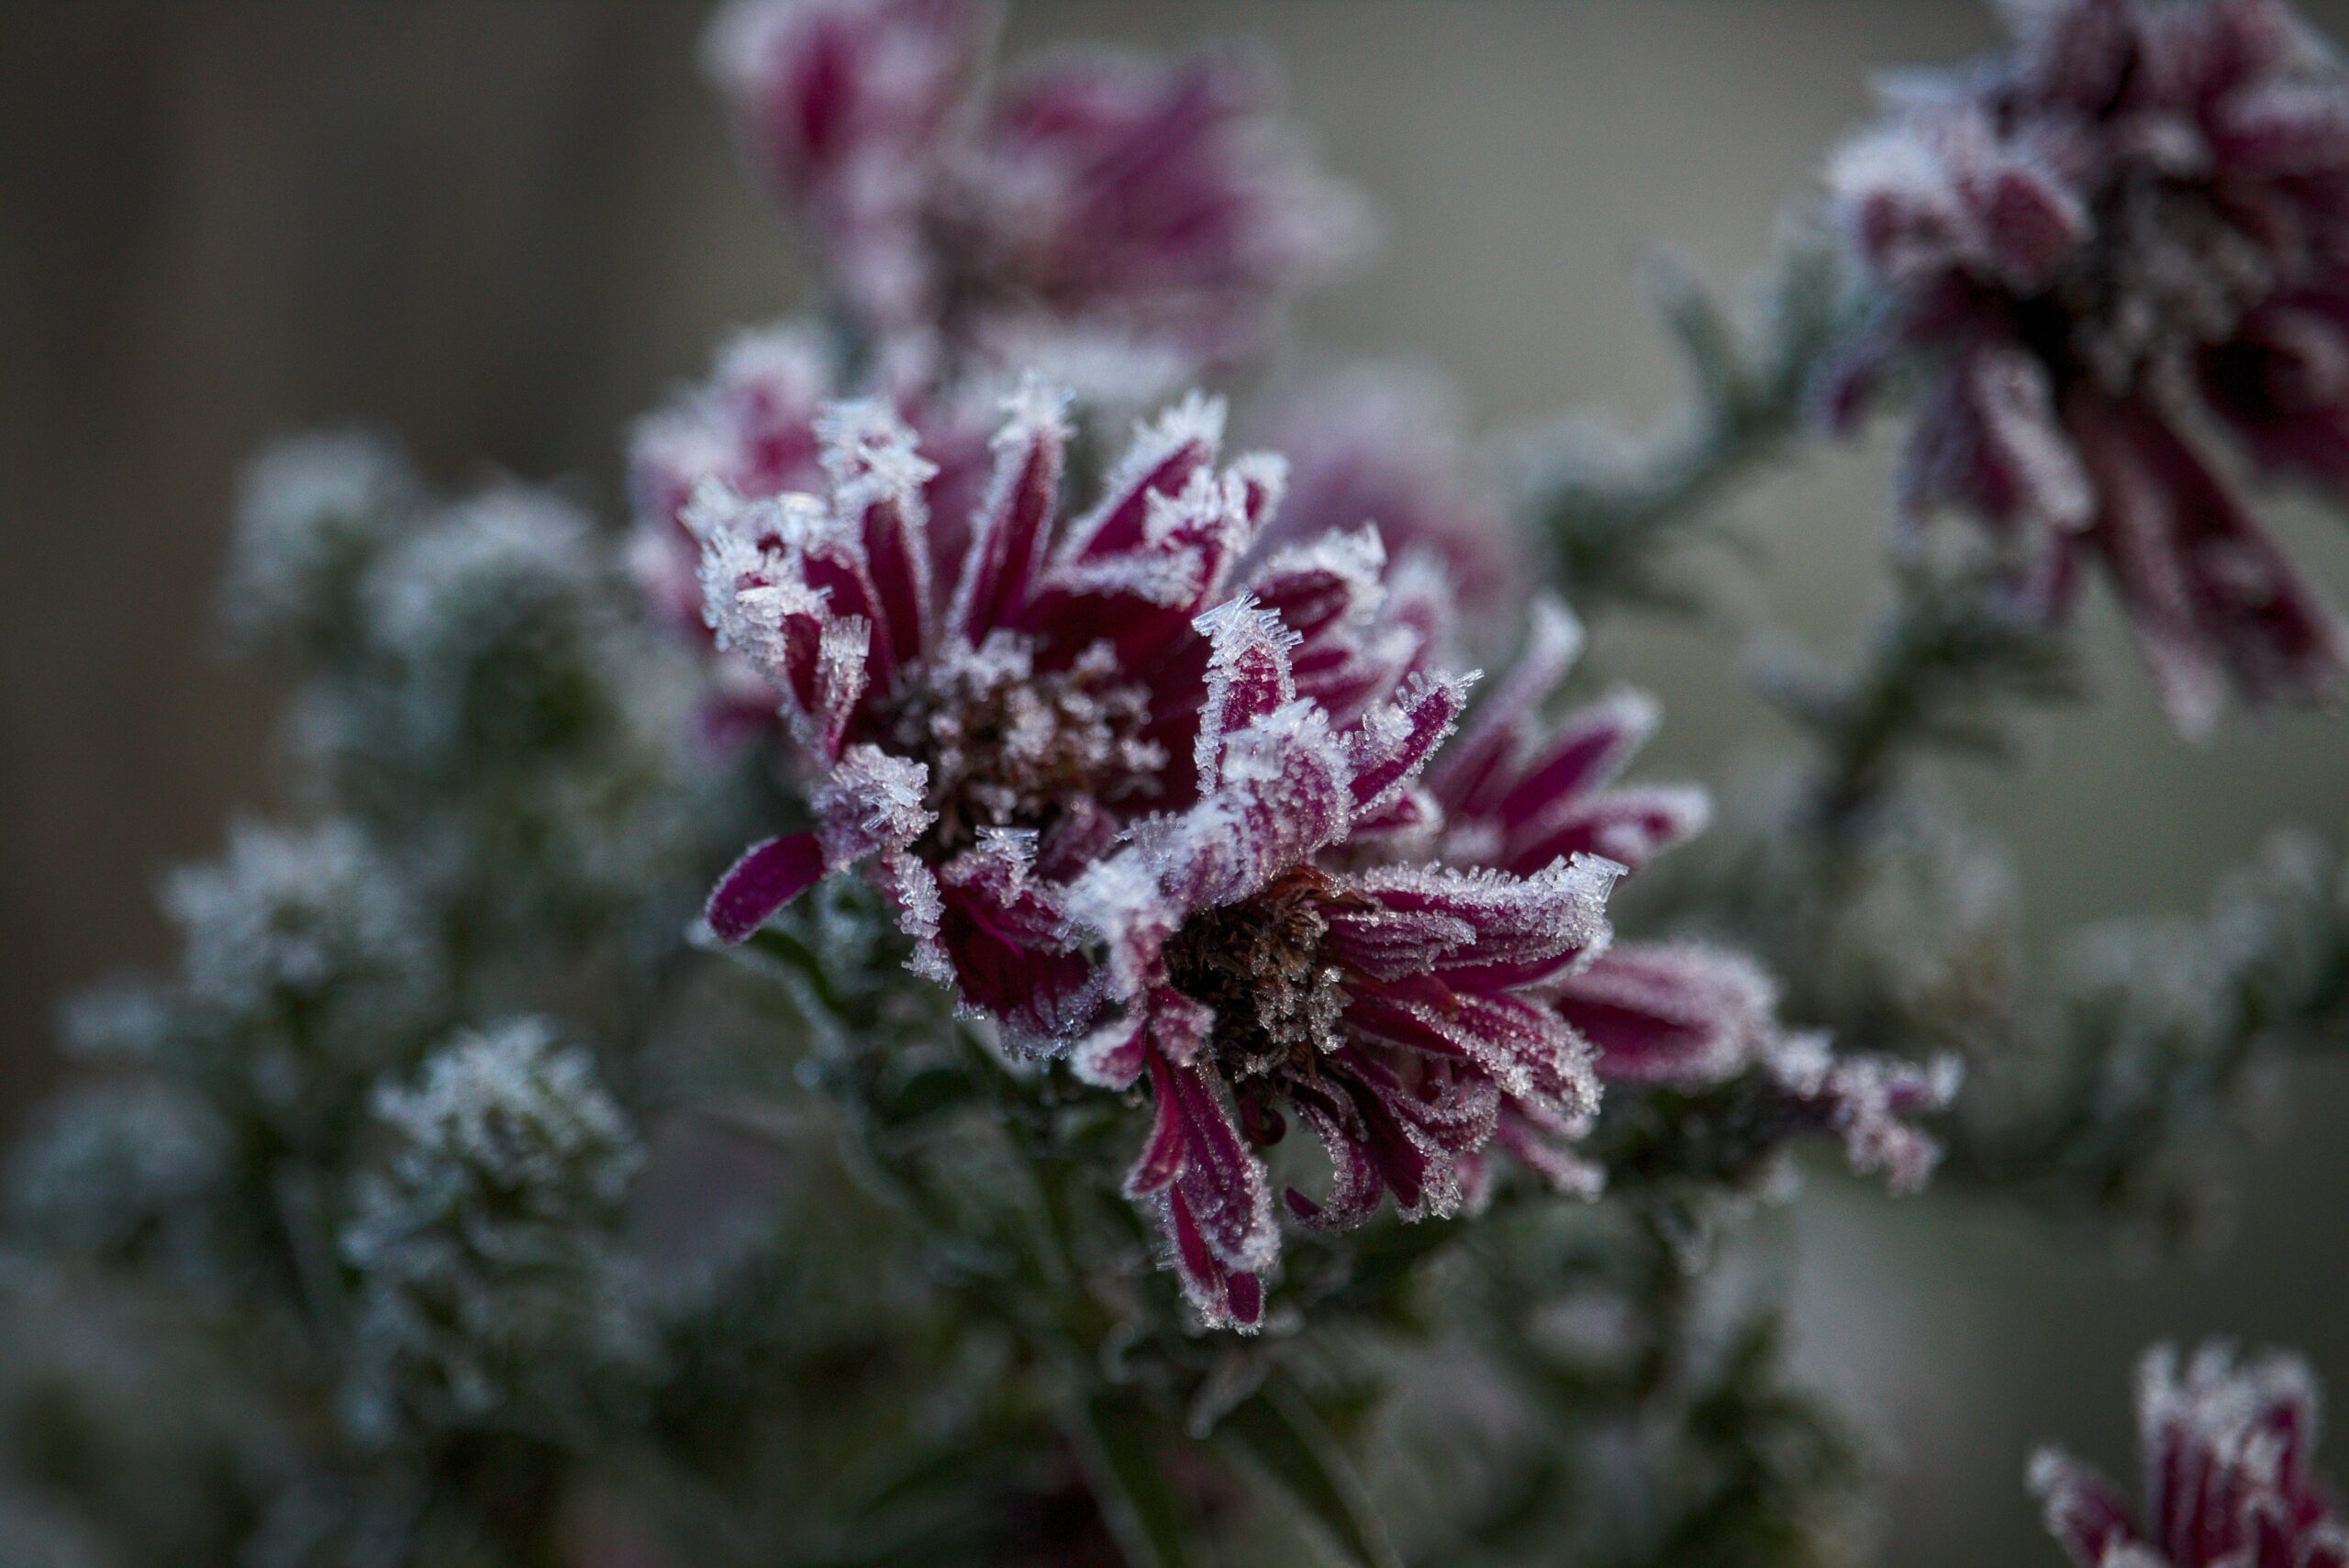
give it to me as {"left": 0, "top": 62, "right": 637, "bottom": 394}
{"left": 943, "top": 43, "right": 1373, "bottom": 373}
{"left": 1252, "top": 365, "right": 1523, "bottom": 616}
{"left": 706, "top": 0, "right": 1367, "bottom": 379}
{"left": 1061, "top": 627, "right": 1618, "bottom": 1328}
{"left": 2032, "top": 1342, "right": 2346, "bottom": 1568}
{"left": 696, "top": 384, "right": 1662, "bottom": 1326}
{"left": 342, "top": 1019, "right": 648, "bottom": 1440}
{"left": 696, "top": 384, "right": 1313, "bottom": 1024}
{"left": 1431, "top": 599, "right": 1960, "bottom": 1194}
{"left": 1826, "top": 0, "right": 2349, "bottom": 735}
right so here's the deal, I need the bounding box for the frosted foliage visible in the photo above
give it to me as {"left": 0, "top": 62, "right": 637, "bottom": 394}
{"left": 7, "top": 1083, "right": 228, "bottom": 1258}
{"left": 161, "top": 819, "right": 441, "bottom": 1074}
{"left": 218, "top": 429, "right": 417, "bottom": 657}
{"left": 55, "top": 981, "right": 175, "bottom": 1065}
{"left": 364, "top": 487, "right": 613, "bottom": 760}
{"left": 362, "top": 1019, "right": 639, "bottom": 1210}
{"left": 342, "top": 1019, "right": 646, "bottom": 1439}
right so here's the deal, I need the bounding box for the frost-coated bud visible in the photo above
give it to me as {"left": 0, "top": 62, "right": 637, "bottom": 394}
{"left": 217, "top": 429, "right": 418, "bottom": 664}
{"left": 340, "top": 1019, "right": 648, "bottom": 1441}
{"left": 158, "top": 819, "right": 444, "bottom": 1123}
{"left": 362, "top": 486, "right": 618, "bottom": 774}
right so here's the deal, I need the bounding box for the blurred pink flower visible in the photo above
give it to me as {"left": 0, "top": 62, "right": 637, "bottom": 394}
{"left": 1252, "top": 365, "right": 1524, "bottom": 615}
{"left": 706, "top": 0, "right": 1369, "bottom": 382}
{"left": 2033, "top": 1343, "right": 2345, "bottom": 1568}
{"left": 1827, "top": 0, "right": 2349, "bottom": 735}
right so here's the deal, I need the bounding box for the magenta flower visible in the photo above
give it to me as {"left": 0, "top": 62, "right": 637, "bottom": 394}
{"left": 692, "top": 383, "right": 1460, "bottom": 1048}
{"left": 705, "top": 0, "right": 1366, "bottom": 379}
{"left": 2033, "top": 1343, "right": 2346, "bottom": 1568}
{"left": 1060, "top": 599, "right": 1617, "bottom": 1329}
{"left": 1252, "top": 365, "right": 1524, "bottom": 616}
{"left": 704, "top": 0, "right": 988, "bottom": 337}
{"left": 1826, "top": 0, "right": 2349, "bottom": 735}
{"left": 692, "top": 379, "right": 1653, "bottom": 1328}
{"left": 1431, "top": 598, "right": 1959, "bottom": 1195}
{"left": 944, "top": 45, "right": 1372, "bottom": 373}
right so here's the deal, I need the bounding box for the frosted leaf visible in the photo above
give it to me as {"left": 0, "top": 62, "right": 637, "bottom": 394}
{"left": 364, "top": 1019, "right": 638, "bottom": 1206}
{"left": 8, "top": 1082, "right": 228, "bottom": 1260}
{"left": 368, "top": 487, "right": 600, "bottom": 668}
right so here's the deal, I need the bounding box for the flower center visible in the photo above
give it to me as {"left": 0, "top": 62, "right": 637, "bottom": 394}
{"left": 885, "top": 632, "right": 1166, "bottom": 853}
{"left": 1163, "top": 867, "right": 1353, "bottom": 1083}
{"left": 2058, "top": 167, "right": 2281, "bottom": 394}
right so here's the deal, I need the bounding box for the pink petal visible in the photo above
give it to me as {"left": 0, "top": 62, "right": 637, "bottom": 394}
{"left": 705, "top": 831, "right": 828, "bottom": 943}
{"left": 1346, "top": 671, "right": 1477, "bottom": 816}
{"left": 1490, "top": 691, "right": 1660, "bottom": 829}
{"left": 1553, "top": 942, "right": 1776, "bottom": 1086}
{"left": 948, "top": 380, "right": 1070, "bottom": 639}
{"left": 1191, "top": 597, "right": 1300, "bottom": 793}
{"left": 2028, "top": 1451, "right": 2145, "bottom": 1568}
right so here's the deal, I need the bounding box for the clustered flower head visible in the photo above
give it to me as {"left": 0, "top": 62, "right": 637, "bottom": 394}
{"left": 2033, "top": 1342, "right": 2346, "bottom": 1568}
{"left": 694, "top": 380, "right": 1952, "bottom": 1327}
{"left": 705, "top": 0, "right": 1369, "bottom": 384}
{"left": 1827, "top": 0, "right": 2349, "bottom": 735}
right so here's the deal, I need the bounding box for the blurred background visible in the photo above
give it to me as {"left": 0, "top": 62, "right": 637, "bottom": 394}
{"left": 3, "top": 4, "right": 2344, "bottom": 1564}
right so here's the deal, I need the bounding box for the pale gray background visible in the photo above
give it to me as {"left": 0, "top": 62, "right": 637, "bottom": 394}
{"left": 3, "top": 6, "right": 2344, "bottom": 1564}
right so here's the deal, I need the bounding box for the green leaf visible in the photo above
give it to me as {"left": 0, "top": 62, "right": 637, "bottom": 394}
{"left": 1063, "top": 1392, "right": 1197, "bottom": 1568}
{"left": 1215, "top": 1377, "right": 1400, "bottom": 1568}
{"left": 740, "top": 924, "right": 851, "bottom": 1018}
{"left": 1646, "top": 248, "right": 1745, "bottom": 406}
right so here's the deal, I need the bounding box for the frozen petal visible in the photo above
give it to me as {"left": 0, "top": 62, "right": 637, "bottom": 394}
{"left": 705, "top": 831, "right": 829, "bottom": 943}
